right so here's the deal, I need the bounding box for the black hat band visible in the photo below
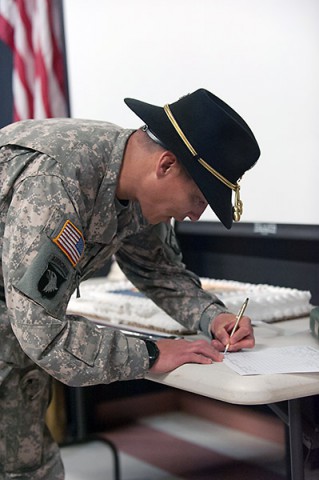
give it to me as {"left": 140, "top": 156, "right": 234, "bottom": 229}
{"left": 163, "top": 103, "right": 243, "bottom": 222}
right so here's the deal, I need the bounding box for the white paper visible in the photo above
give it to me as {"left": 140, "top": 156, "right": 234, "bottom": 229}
{"left": 223, "top": 346, "right": 319, "bottom": 376}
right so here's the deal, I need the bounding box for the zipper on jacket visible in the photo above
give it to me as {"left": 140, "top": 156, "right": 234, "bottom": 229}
{"left": 75, "top": 269, "right": 81, "bottom": 298}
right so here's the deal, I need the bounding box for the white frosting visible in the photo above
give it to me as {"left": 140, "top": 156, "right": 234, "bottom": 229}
{"left": 67, "top": 276, "right": 313, "bottom": 334}
{"left": 67, "top": 279, "right": 191, "bottom": 333}
{"left": 201, "top": 278, "right": 312, "bottom": 323}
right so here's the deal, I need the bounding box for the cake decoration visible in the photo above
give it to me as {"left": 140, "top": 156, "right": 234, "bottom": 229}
{"left": 67, "top": 275, "right": 313, "bottom": 335}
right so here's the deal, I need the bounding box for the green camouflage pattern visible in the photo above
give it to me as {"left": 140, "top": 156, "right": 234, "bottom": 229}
{"left": 0, "top": 118, "right": 227, "bottom": 477}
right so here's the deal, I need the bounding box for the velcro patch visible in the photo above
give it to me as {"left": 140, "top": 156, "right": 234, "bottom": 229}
{"left": 53, "top": 220, "right": 84, "bottom": 267}
{"left": 15, "top": 243, "right": 75, "bottom": 319}
{"left": 38, "top": 257, "right": 68, "bottom": 299}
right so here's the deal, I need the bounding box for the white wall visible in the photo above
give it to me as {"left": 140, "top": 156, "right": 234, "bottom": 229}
{"left": 63, "top": 0, "right": 319, "bottom": 225}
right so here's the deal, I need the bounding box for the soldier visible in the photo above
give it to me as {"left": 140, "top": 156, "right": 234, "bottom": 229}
{"left": 0, "top": 88, "right": 260, "bottom": 478}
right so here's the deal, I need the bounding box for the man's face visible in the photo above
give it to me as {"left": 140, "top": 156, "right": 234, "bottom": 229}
{"left": 140, "top": 166, "right": 208, "bottom": 225}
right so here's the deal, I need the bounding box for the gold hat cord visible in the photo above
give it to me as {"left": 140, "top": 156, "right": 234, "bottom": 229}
{"left": 163, "top": 103, "right": 243, "bottom": 221}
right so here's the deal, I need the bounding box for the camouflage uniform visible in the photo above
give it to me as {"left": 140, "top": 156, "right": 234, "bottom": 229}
{"left": 0, "top": 118, "right": 227, "bottom": 478}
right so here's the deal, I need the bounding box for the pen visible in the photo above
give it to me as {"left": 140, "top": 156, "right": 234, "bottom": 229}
{"left": 224, "top": 297, "right": 249, "bottom": 354}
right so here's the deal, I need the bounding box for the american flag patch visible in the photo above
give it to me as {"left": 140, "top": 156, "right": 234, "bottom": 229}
{"left": 53, "top": 220, "right": 85, "bottom": 267}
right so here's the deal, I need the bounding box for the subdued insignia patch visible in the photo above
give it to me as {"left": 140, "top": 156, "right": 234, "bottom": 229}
{"left": 38, "top": 258, "right": 68, "bottom": 298}
{"left": 53, "top": 220, "right": 85, "bottom": 267}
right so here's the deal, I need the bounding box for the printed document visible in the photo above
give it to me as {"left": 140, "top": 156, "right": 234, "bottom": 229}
{"left": 224, "top": 345, "right": 319, "bottom": 375}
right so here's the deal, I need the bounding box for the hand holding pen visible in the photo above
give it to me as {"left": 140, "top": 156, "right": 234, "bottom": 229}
{"left": 223, "top": 298, "right": 249, "bottom": 354}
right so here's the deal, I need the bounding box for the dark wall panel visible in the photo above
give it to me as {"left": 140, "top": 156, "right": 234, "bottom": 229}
{"left": 175, "top": 222, "right": 319, "bottom": 305}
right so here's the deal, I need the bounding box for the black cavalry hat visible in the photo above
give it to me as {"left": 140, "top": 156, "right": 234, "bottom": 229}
{"left": 124, "top": 88, "right": 260, "bottom": 229}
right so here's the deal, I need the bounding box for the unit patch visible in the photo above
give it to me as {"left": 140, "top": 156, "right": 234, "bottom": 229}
{"left": 53, "top": 220, "right": 84, "bottom": 266}
{"left": 15, "top": 237, "right": 75, "bottom": 318}
{"left": 38, "top": 256, "right": 68, "bottom": 299}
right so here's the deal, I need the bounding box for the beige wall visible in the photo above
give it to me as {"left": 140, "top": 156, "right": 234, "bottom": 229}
{"left": 63, "top": 0, "right": 319, "bottom": 225}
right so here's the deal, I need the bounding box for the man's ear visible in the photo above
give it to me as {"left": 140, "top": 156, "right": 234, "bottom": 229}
{"left": 156, "top": 151, "right": 178, "bottom": 178}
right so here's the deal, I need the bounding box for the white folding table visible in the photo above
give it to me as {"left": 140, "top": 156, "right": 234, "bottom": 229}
{"left": 146, "top": 317, "right": 319, "bottom": 480}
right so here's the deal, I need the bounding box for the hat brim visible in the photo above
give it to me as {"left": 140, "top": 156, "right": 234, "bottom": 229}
{"left": 124, "top": 97, "right": 234, "bottom": 228}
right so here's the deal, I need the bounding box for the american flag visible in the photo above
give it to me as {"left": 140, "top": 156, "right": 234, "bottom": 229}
{"left": 53, "top": 220, "right": 85, "bottom": 267}
{"left": 0, "top": 0, "right": 68, "bottom": 121}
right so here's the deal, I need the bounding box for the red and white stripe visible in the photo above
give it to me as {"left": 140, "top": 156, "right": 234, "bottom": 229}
{"left": 0, "top": 0, "right": 68, "bottom": 121}
{"left": 53, "top": 220, "right": 84, "bottom": 267}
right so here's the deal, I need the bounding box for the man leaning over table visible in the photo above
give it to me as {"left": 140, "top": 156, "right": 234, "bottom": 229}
{"left": 0, "top": 88, "right": 260, "bottom": 478}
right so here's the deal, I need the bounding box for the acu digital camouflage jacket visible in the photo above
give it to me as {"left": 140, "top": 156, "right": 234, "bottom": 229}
{"left": 0, "top": 118, "right": 227, "bottom": 387}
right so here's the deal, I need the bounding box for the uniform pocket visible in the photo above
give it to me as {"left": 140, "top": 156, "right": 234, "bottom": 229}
{"left": 0, "top": 366, "right": 51, "bottom": 473}
{"left": 64, "top": 319, "right": 102, "bottom": 367}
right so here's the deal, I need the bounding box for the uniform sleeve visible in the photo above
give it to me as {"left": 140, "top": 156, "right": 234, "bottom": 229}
{"left": 3, "top": 173, "right": 149, "bottom": 387}
{"left": 115, "top": 222, "right": 229, "bottom": 336}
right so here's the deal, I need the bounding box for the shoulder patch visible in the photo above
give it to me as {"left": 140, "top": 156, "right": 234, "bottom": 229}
{"left": 38, "top": 256, "right": 68, "bottom": 298}
{"left": 52, "top": 220, "right": 85, "bottom": 267}
{"left": 14, "top": 241, "right": 76, "bottom": 318}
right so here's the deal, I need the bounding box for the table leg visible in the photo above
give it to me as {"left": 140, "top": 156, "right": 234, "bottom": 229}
{"left": 288, "top": 398, "right": 304, "bottom": 480}
{"left": 268, "top": 399, "right": 304, "bottom": 480}
{"left": 64, "top": 387, "right": 121, "bottom": 480}
{"left": 72, "top": 387, "right": 88, "bottom": 440}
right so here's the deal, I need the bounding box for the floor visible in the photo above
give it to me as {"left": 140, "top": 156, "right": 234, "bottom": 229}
{"left": 60, "top": 392, "right": 289, "bottom": 480}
